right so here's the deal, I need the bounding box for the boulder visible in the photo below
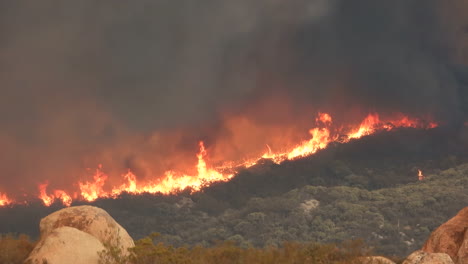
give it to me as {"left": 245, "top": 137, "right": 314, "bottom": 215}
{"left": 25, "top": 226, "right": 105, "bottom": 264}
{"left": 360, "top": 256, "right": 396, "bottom": 264}
{"left": 403, "top": 250, "right": 454, "bottom": 264}
{"left": 39, "top": 205, "right": 134, "bottom": 254}
{"left": 422, "top": 207, "right": 468, "bottom": 263}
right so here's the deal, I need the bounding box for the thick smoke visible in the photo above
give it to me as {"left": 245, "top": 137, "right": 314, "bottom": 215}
{"left": 0, "top": 0, "right": 467, "bottom": 197}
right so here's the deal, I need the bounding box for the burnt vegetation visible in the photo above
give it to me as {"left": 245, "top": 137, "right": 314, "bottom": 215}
{"left": 1, "top": 127, "right": 468, "bottom": 260}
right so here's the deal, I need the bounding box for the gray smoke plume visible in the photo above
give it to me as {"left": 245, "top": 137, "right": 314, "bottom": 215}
{"left": 0, "top": 0, "right": 467, "bottom": 197}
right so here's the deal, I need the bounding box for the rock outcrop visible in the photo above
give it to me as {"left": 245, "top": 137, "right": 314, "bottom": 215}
{"left": 403, "top": 250, "right": 454, "bottom": 264}
{"left": 360, "top": 256, "right": 396, "bottom": 264}
{"left": 26, "top": 205, "right": 134, "bottom": 264}
{"left": 39, "top": 205, "right": 134, "bottom": 254}
{"left": 422, "top": 207, "right": 468, "bottom": 264}
{"left": 25, "top": 226, "right": 105, "bottom": 264}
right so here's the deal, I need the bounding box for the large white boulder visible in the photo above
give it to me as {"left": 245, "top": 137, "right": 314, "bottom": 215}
{"left": 39, "top": 205, "right": 134, "bottom": 254}
{"left": 360, "top": 256, "right": 396, "bottom": 264}
{"left": 25, "top": 226, "right": 105, "bottom": 264}
{"left": 403, "top": 250, "right": 454, "bottom": 264}
{"left": 422, "top": 207, "right": 468, "bottom": 264}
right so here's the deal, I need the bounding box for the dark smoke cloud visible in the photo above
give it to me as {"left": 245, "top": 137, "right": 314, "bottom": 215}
{"left": 257, "top": 0, "right": 468, "bottom": 124}
{"left": 0, "top": 0, "right": 467, "bottom": 196}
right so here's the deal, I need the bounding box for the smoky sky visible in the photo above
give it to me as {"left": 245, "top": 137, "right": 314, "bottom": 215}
{"left": 0, "top": 0, "right": 467, "bottom": 196}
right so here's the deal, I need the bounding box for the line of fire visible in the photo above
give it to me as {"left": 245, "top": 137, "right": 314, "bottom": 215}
{"left": 0, "top": 112, "right": 437, "bottom": 207}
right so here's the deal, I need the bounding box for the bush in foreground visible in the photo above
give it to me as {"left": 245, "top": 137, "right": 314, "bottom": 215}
{"left": 0, "top": 232, "right": 397, "bottom": 264}
{"left": 99, "top": 233, "right": 375, "bottom": 264}
{"left": 0, "top": 234, "right": 35, "bottom": 264}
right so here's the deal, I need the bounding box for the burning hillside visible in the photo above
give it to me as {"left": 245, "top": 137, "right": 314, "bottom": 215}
{"left": 1, "top": 1, "right": 467, "bottom": 209}
{"left": 0, "top": 112, "right": 437, "bottom": 207}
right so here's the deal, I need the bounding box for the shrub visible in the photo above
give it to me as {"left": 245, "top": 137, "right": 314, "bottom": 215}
{"left": 99, "top": 236, "right": 371, "bottom": 264}
{"left": 0, "top": 233, "right": 35, "bottom": 264}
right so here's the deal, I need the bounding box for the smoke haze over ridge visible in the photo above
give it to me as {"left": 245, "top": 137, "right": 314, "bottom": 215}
{"left": 0, "top": 0, "right": 467, "bottom": 197}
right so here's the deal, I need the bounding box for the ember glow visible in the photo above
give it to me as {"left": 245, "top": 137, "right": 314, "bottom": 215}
{"left": 418, "top": 169, "right": 425, "bottom": 181}
{"left": 0, "top": 193, "right": 12, "bottom": 206}
{"left": 2, "top": 112, "right": 437, "bottom": 207}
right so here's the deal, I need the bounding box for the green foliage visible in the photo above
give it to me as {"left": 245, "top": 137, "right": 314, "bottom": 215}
{"left": 98, "top": 232, "right": 131, "bottom": 264}
{"left": 98, "top": 241, "right": 127, "bottom": 264}
{"left": 100, "top": 162, "right": 468, "bottom": 258}
{"left": 0, "top": 234, "right": 35, "bottom": 264}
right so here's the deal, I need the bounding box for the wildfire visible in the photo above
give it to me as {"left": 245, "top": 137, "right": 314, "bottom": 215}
{"left": 260, "top": 112, "right": 435, "bottom": 164}
{"left": 0, "top": 112, "right": 438, "bottom": 207}
{"left": 111, "top": 170, "right": 138, "bottom": 195}
{"left": 79, "top": 164, "right": 108, "bottom": 202}
{"left": 346, "top": 113, "right": 437, "bottom": 140}
{"left": 287, "top": 113, "right": 335, "bottom": 159}
{"left": 260, "top": 113, "right": 335, "bottom": 163}
{"left": 38, "top": 183, "right": 72, "bottom": 207}
{"left": 290, "top": 128, "right": 331, "bottom": 157}
{"left": 347, "top": 113, "right": 381, "bottom": 139}
{"left": 418, "top": 169, "right": 425, "bottom": 181}
{"left": 316, "top": 112, "right": 332, "bottom": 125}
{"left": 79, "top": 141, "right": 232, "bottom": 203}
{"left": 0, "top": 192, "right": 13, "bottom": 206}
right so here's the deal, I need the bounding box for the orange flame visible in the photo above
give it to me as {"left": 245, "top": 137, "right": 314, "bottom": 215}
{"left": 118, "top": 141, "right": 232, "bottom": 195}
{"left": 53, "top": 190, "right": 72, "bottom": 207}
{"left": 347, "top": 113, "right": 381, "bottom": 139}
{"left": 260, "top": 113, "right": 335, "bottom": 163}
{"left": 287, "top": 128, "right": 332, "bottom": 159}
{"left": 347, "top": 113, "right": 437, "bottom": 139}
{"left": 82, "top": 141, "right": 232, "bottom": 200}
{"left": 38, "top": 183, "right": 72, "bottom": 206}
{"left": 38, "top": 183, "right": 54, "bottom": 206}
{"left": 0, "top": 192, "right": 13, "bottom": 206}
{"left": 316, "top": 112, "right": 332, "bottom": 125}
{"left": 79, "top": 164, "right": 108, "bottom": 202}
{"left": 0, "top": 112, "right": 439, "bottom": 207}
{"left": 111, "top": 170, "right": 138, "bottom": 195}
{"left": 260, "top": 113, "right": 435, "bottom": 164}
{"left": 418, "top": 169, "right": 424, "bottom": 181}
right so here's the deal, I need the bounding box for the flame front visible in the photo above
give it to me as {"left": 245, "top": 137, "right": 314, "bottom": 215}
{"left": 79, "top": 164, "right": 108, "bottom": 202}
{"left": 348, "top": 113, "right": 381, "bottom": 139}
{"left": 144, "top": 141, "right": 231, "bottom": 193}
{"left": 68, "top": 141, "right": 234, "bottom": 204}
{"left": 0, "top": 192, "right": 13, "bottom": 206}
{"left": 0, "top": 112, "right": 438, "bottom": 207}
{"left": 38, "top": 183, "right": 72, "bottom": 206}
